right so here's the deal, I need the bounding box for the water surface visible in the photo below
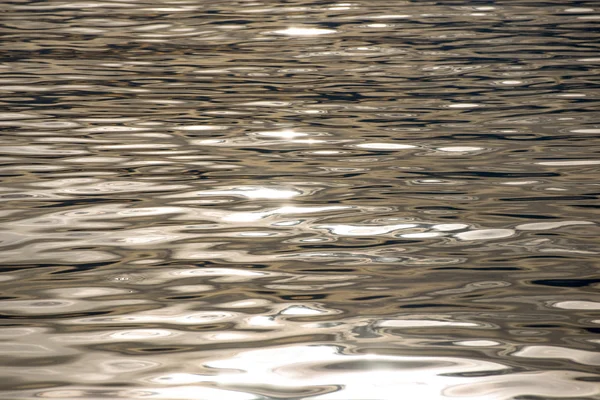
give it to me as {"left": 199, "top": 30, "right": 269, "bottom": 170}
{"left": 1, "top": 0, "right": 599, "bottom": 399}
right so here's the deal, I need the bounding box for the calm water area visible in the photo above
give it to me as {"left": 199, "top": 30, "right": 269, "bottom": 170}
{"left": 0, "top": 1, "right": 599, "bottom": 399}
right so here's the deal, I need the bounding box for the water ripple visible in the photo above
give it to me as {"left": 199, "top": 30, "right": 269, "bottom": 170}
{"left": 1, "top": 0, "right": 599, "bottom": 398}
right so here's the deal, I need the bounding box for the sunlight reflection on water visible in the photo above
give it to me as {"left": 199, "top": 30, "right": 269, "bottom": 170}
{"left": 0, "top": 0, "right": 599, "bottom": 399}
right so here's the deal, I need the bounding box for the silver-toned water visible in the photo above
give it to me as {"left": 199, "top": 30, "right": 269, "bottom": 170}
{"left": 1, "top": 1, "right": 599, "bottom": 399}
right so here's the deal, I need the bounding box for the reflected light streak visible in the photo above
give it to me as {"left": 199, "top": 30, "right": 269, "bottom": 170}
{"left": 202, "top": 186, "right": 300, "bottom": 200}
{"left": 255, "top": 129, "right": 308, "bottom": 139}
{"left": 274, "top": 27, "right": 336, "bottom": 36}
{"left": 141, "top": 345, "right": 510, "bottom": 399}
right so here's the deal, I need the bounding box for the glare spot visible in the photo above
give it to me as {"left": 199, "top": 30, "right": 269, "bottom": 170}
{"left": 280, "top": 306, "right": 324, "bottom": 316}
{"left": 455, "top": 229, "right": 515, "bottom": 241}
{"left": 513, "top": 345, "right": 600, "bottom": 366}
{"left": 433, "top": 224, "right": 468, "bottom": 232}
{"left": 318, "top": 223, "right": 417, "bottom": 236}
{"left": 437, "top": 146, "right": 483, "bottom": 152}
{"left": 552, "top": 301, "right": 600, "bottom": 310}
{"left": 448, "top": 103, "right": 479, "bottom": 108}
{"left": 311, "top": 150, "right": 343, "bottom": 155}
{"left": 565, "top": 8, "right": 595, "bottom": 12}
{"left": 401, "top": 232, "right": 443, "bottom": 238}
{"left": 502, "top": 180, "right": 538, "bottom": 185}
{"left": 571, "top": 129, "right": 600, "bottom": 133}
{"left": 203, "top": 186, "right": 300, "bottom": 200}
{"left": 516, "top": 221, "right": 594, "bottom": 231}
{"left": 455, "top": 340, "right": 500, "bottom": 347}
{"left": 356, "top": 143, "right": 416, "bottom": 150}
{"left": 293, "top": 139, "right": 326, "bottom": 144}
{"left": 179, "top": 125, "right": 227, "bottom": 131}
{"left": 379, "top": 319, "right": 478, "bottom": 328}
{"left": 501, "top": 80, "right": 522, "bottom": 85}
{"left": 274, "top": 27, "right": 336, "bottom": 36}
{"left": 255, "top": 129, "right": 308, "bottom": 139}
{"left": 537, "top": 160, "right": 600, "bottom": 166}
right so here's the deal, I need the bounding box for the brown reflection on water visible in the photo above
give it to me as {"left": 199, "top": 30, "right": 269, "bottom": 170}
{"left": 1, "top": 0, "right": 600, "bottom": 399}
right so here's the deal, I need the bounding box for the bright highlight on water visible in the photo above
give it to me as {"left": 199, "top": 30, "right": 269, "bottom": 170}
{"left": 0, "top": 1, "right": 599, "bottom": 399}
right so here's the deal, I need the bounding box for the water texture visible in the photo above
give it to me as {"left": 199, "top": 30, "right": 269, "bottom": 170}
{"left": 0, "top": 0, "right": 599, "bottom": 399}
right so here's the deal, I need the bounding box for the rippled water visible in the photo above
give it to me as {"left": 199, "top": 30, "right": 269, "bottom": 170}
{"left": 1, "top": 1, "right": 600, "bottom": 399}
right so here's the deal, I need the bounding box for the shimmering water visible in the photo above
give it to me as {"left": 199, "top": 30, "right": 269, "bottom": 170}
{"left": 1, "top": 1, "right": 599, "bottom": 399}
